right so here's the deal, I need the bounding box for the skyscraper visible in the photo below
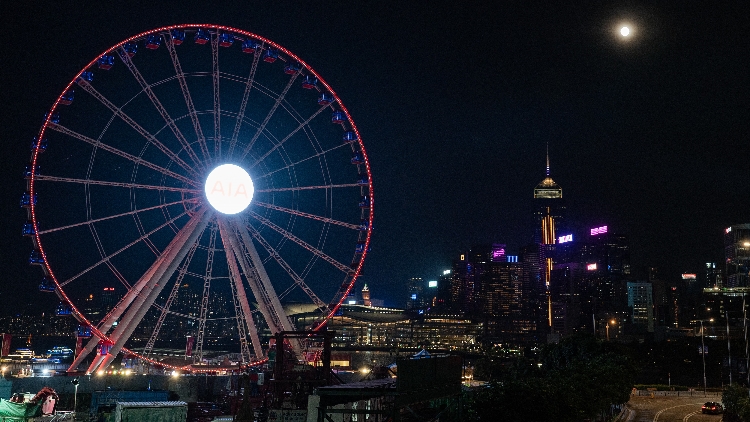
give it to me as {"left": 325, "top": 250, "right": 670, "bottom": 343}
{"left": 725, "top": 224, "right": 750, "bottom": 287}
{"left": 533, "top": 145, "right": 565, "bottom": 328}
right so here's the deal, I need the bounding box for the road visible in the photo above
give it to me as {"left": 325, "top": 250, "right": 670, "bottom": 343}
{"left": 624, "top": 395, "right": 723, "bottom": 421}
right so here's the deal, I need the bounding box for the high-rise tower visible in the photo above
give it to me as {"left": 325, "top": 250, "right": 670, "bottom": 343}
{"left": 534, "top": 145, "right": 565, "bottom": 328}
{"left": 725, "top": 224, "right": 750, "bottom": 287}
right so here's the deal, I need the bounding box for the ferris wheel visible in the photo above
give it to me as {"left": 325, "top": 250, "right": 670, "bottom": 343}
{"left": 22, "top": 24, "right": 373, "bottom": 373}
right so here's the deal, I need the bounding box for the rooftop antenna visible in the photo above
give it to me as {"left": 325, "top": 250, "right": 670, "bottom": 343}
{"left": 546, "top": 142, "right": 550, "bottom": 176}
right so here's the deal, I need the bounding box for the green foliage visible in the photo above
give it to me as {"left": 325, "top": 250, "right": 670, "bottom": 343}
{"left": 467, "top": 334, "right": 636, "bottom": 421}
{"left": 722, "top": 384, "right": 750, "bottom": 422}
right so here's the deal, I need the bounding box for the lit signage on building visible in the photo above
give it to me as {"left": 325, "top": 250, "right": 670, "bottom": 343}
{"left": 204, "top": 164, "right": 254, "bottom": 215}
{"left": 507, "top": 255, "right": 518, "bottom": 263}
{"left": 682, "top": 274, "right": 697, "bottom": 280}
{"left": 443, "top": 270, "right": 451, "bottom": 275}
{"left": 726, "top": 227, "right": 732, "bottom": 233}
{"left": 428, "top": 280, "right": 438, "bottom": 288}
{"left": 558, "top": 234, "right": 573, "bottom": 243}
{"left": 348, "top": 300, "right": 357, "bottom": 305}
{"left": 587, "top": 263, "right": 597, "bottom": 271}
{"left": 411, "top": 294, "right": 417, "bottom": 300}
{"left": 492, "top": 244, "right": 506, "bottom": 262}
{"left": 590, "top": 226, "right": 608, "bottom": 236}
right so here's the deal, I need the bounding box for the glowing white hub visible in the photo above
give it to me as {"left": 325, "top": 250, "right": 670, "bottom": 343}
{"left": 205, "top": 164, "right": 254, "bottom": 214}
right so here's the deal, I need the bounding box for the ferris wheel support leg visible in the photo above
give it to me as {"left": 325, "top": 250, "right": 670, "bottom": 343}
{"left": 92, "top": 208, "right": 212, "bottom": 372}
{"left": 68, "top": 335, "right": 103, "bottom": 373}
{"left": 86, "top": 352, "right": 108, "bottom": 375}
{"left": 217, "top": 220, "right": 263, "bottom": 360}
{"left": 71, "top": 211, "right": 206, "bottom": 373}
{"left": 230, "top": 220, "right": 300, "bottom": 355}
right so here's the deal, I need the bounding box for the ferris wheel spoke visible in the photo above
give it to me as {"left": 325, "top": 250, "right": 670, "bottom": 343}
{"left": 143, "top": 240, "right": 200, "bottom": 357}
{"left": 245, "top": 223, "right": 329, "bottom": 313}
{"left": 75, "top": 79, "right": 201, "bottom": 179}
{"left": 194, "top": 222, "right": 218, "bottom": 364}
{"left": 247, "top": 211, "right": 353, "bottom": 275}
{"left": 228, "top": 44, "right": 263, "bottom": 158}
{"left": 163, "top": 35, "right": 210, "bottom": 165}
{"left": 254, "top": 201, "right": 360, "bottom": 230}
{"left": 38, "top": 198, "right": 196, "bottom": 235}
{"left": 218, "top": 220, "right": 261, "bottom": 361}
{"left": 248, "top": 104, "right": 330, "bottom": 170}
{"left": 211, "top": 34, "right": 222, "bottom": 162}
{"left": 91, "top": 208, "right": 212, "bottom": 372}
{"left": 257, "top": 142, "right": 351, "bottom": 181}
{"left": 238, "top": 74, "right": 299, "bottom": 161}
{"left": 33, "top": 175, "right": 200, "bottom": 194}
{"left": 59, "top": 208, "right": 194, "bottom": 288}
{"left": 256, "top": 183, "right": 361, "bottom": 193}
{"left": 47, "top": 123, "right": 200, "bottom": 188}
{"left": 117, "top": 49, "right": 207, "bottom": 169}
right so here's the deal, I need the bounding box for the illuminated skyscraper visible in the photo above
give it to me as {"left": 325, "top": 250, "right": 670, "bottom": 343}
{"left": 725, "top": 224, "right": 750, "bottom": 287}
{"left": 534, "top": 145, "right": 565, "bottom": 328}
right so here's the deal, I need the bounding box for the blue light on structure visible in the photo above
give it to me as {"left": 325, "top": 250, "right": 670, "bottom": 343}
{"left": 411, "top": 294, "right": 417, "bottom": 300}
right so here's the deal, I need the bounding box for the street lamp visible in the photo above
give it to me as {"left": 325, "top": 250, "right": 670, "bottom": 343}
{"left": 606, "top": 319, "right": 617, "bottom": 341}
{"left": 71, "top": 378, "right": 79, "bottom": 415}
{"left": 699, "top": 319, "right": 714, "bottom": 394}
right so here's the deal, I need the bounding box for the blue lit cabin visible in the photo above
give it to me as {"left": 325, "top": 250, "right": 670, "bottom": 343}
{"left": 357, "top": 173, "right": 369, "bottom": 186}
{"left": 23, "top": 164, "right": 39, "bottom": 178}
{"left": 29, "top": 250, "right": 45, "bottom": 265}
{"left": 59, "top": 90, "right": 74, "bottom": 105}
{"left": 22, "top": 221, "right": 36, "bottom": 236}
{"left": 31, "top": 137, "right": 48, "bottom": 153}
{"left": 318, "top": 93, "right": 333, "bottom": 105}
{"left": 351, "top": 152, "right": 365, "bottom": 165}
{"left": 77, "top": 326, "right": 92, "bottom": 337}
{"left": 359, "top": 196, "right": 370, "bottom": 208}
{"left": 263, "top": 48, "right": 278, "bottom": 63}
{"left": 219, "top": 33, "right": 233, "bottom": 47}
{"left": 301, "top": 75, "right": 317, "bottom": 89}
{"left": 145, "top": 34, "right": 161, "bottom": 49}
{"left": 358, "top": 220, "right": 369, "bottom": 231}
{"left": 284, "top": 62, "right": 301, "bottom": 75}
{"left": 97, "top": 55, "right": 114, "bottom": 69}
{"left": 79, "top": 71, "right": 94, "bottom": 82}
{"left": 331, "top": 111, "right": 346, "bottom": 124}
{"left": 170, "top": 29, "right": 185, "bottom": 45}
{"left": 195, "top": 29, "right": 210, "bottom": 44}
{"left": 39, "top": 279, "right": 56, "bottom": 293}
{"left": 123, "top": 42, "right": 138, "bottom": 56}
{"left": 55, "top": 303, "right": 72, "bottom": 317}
{"left": 20, "top": 192, "right": 36, "bottom": 207}
{"left": 343, "top": 131, "right": 358, "bottom": 143}
{"left": 44, "top": 112, "right": 60, "bottom": 124}
{"left": 242, "top": 39, "right": 258, "bottom": 54}
{"left": 355, "top": 241, "right": 370, "bottom": 254}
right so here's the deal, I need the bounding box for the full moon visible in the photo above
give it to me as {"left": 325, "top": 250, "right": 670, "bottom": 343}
{"left": 620, "top": 26, "right": 630, "bottom": 37}
{"left": 205, "top": 164, "right": 254, "bottom": 215}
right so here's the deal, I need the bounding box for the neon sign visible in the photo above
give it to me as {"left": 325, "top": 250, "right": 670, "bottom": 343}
{"left": 558, "top": 234, "right": 573, "bottom": 243}
{"left": 682, "top": 274, "right": 697, "bottom": 280}
{"left": 587, "top": 263, "right": 597, "bottom": 271}
{"left": 590, "top": 226, "right": 608, "bottom": 236}
{"left": 428, "top": 280, "right": 438, "bottom": 288}
{"left": 205, "top": 164, "right": 254, "bottom": 215}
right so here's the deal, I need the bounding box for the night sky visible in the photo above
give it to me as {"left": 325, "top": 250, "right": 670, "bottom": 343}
{"left": 1, "top": 2, "right": 748, "bottom": 313}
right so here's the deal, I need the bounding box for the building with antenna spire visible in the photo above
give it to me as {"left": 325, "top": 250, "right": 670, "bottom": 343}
{"left": 532, "top": 144, "right": 565, "bottom": 331}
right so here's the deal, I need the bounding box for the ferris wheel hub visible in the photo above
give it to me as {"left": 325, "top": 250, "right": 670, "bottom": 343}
{"left": 204, "top": 164, "right": 254, "bottom": 214}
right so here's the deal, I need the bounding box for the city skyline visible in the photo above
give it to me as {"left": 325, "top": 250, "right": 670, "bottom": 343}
{"left": 1, "top": 2, "right": 748, "bottom": 315}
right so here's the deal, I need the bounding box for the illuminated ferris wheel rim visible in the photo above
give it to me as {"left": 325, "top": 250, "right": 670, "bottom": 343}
{"left": 26, "top": 23, "right": 374, "bottom": 372}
